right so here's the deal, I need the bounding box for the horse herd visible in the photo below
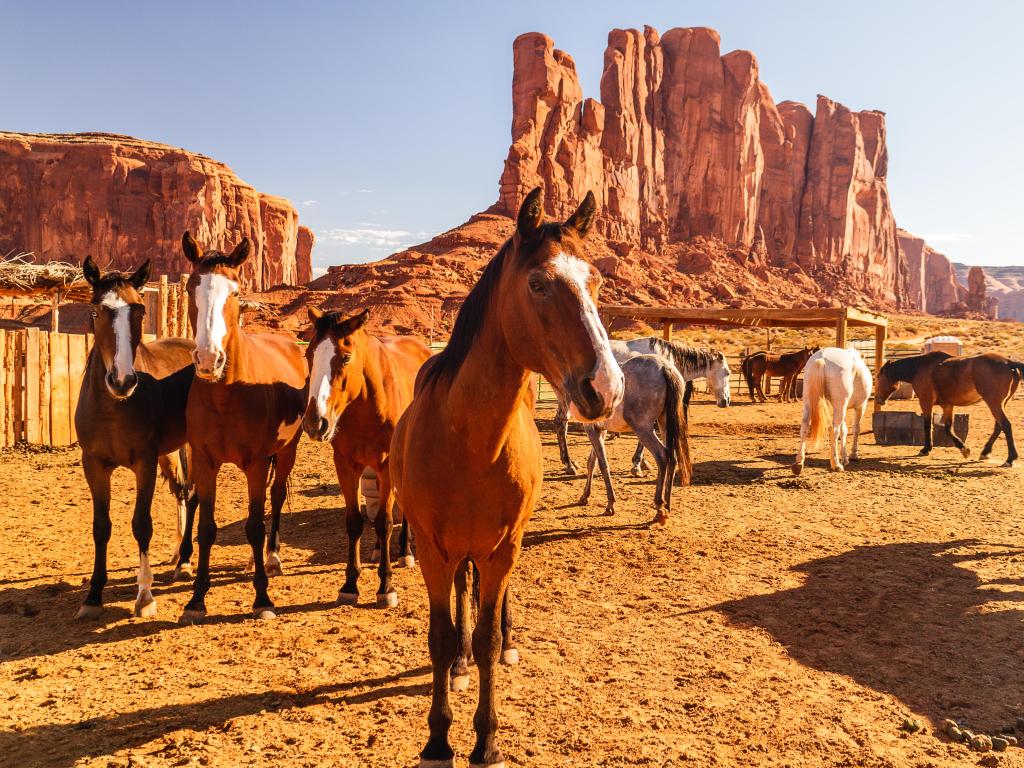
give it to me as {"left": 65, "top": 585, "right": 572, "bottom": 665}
{"left": 70, "top": 188, "right": 1023, "bottom": 767}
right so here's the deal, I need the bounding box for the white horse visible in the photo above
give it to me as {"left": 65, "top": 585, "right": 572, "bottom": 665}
{"left": 792, "top": 346, "right": 873, "bottom": 474}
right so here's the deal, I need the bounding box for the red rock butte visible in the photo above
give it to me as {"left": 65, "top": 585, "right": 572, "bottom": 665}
{"left": 313, "top": 25, "right": 988, "bottom": 335}
{"left": 0, "top": 132, "right": 313, "bottom": 290}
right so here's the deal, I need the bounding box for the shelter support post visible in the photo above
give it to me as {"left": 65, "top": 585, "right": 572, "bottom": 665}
{"left": 874, "top": 324, "right": 887, "bottom": 411}
{"left": 835, "top": 311, "right": 847, "bottom": 349}
{"left": 662, "top": 320, "right": 673, "bottom": 341}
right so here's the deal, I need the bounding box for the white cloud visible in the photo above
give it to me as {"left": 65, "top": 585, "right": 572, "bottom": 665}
{"left": 317, "top": 227, "right": 418, "bottom": 249}
{"left": 337, "top": 188, "right": 375, "bottom": 196}
{"left": 302, "top": 200, "right": 318, "bottom": 207}
{"left": 919, "top": 232, "right": 972, "bottom": 245}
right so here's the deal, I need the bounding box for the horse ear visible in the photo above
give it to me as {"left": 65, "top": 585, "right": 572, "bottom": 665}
{"left": 82, "top": 256, "right": 101, "bottom": 288}
{"left": 337, "top": 308, "right": 370, "bottom": 336}
{"left": 129, "top": 259, "right": 151, "bottom": 289}
{"left": 566, "top": 191, "right": 597, "bottom": 237}
{"left": 182, "top": 232, "right": 201, "bottom": 264}
{"left": 517, "top": 187, "right": 544, "bottom": 238}
{"left": 227, "top": 238, "right": 251, "bottom": 267}
{"left": 308, "top": 306, "right": 324, "bottom": 323}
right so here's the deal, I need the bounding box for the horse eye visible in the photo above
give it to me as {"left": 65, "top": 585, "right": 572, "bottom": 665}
{"left": 90, "top": 310, "right": 98, "bottom": 319}
{"left": 529, "top": 278, "right": 546, "bottom": 295}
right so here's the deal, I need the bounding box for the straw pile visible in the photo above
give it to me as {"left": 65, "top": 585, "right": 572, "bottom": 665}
{"left": 0, "top": 252, "right": 89, "bottom": 298}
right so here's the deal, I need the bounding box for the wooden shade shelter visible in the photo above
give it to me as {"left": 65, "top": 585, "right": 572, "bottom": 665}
{"left": 599, "top": 304, "right": 889, "bottom": 377}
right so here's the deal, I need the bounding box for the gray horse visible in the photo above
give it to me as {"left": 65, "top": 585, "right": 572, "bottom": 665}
{"left": 555, "top": 337, "right": 730, "bottom": 475}
{"left": 576, "top": 354, "right": 692, "bottom": 524}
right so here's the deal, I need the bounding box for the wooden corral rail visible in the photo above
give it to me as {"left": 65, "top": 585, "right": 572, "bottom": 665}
{"left": 600, "top": 305, "right": 889, "bottom": 379}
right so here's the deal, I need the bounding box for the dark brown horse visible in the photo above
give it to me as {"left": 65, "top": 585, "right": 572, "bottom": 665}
{"left": 877, "top": 351, "right": 1024, "bottom": 466}
{"left": 390, "top": 188, "right": 624, "bottom": 767}
{"left": 742, "top": 346, "right": 819, "bottom": 402}
{"left": 302, "top": 306, "right": 431, "bottom": 607}
{"left": 75, "top": 257, "right": 195, "bottom": 620}
{"left": 178, "top": 233, "right": 307, "bottom": 623}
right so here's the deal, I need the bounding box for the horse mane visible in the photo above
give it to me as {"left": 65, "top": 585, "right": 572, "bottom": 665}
{"left": 422, "top": 238, "right": 512, "bottom": 387}
{"left": 880, "top": 355, "right": 921, "bottom": 384}
{"left": 651, "top": 338, "right": 719, "bottom": 377}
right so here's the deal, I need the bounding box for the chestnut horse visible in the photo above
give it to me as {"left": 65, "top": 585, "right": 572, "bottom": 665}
{"left": 178, "top": 233, "right": 307, "bottom": 623}
{"left": 876, "top": 352, "right": 1024, "bottom": 466}
{"left": 391, "top": 188, "right": 624, "bottom": 768}
{"left": 742, "top": 346, "right": 819, "bottom": 402}
{"left": 75, "top": 257, "right": 195, "bottom": 620}
{"left": 302, "top": 306, "right": 431, "bottom": 607}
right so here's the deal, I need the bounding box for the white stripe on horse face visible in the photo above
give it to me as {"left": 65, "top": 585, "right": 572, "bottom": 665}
{"left": 551, "top": 253, "right": 624, "bottom": 410}
{"left": 194, "top": 273, "right": 237, "bottom": 360}
{"left": 309, "top": 338, "right": 336, "bottom": 419}
{"left": 101, "top": 291, "right": 134, "bottom": 384}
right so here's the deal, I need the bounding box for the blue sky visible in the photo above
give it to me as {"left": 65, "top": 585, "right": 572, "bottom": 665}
{"left": 7, "top": 1, "right": 1022, "bottom": 270}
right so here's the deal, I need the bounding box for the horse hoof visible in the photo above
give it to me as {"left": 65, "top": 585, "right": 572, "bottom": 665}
{"left": 398, "top": 555, "right": 416, "bottom": 569}
{"left": 449, "top": 673, "right": 470, "bottom": 693}
{"left": 790, "top": 463, "right": 803, "bottom": 476}
{"left": 630, "top": 467, "right": 645, "bottom": 478}
{"left": 178, "top": 608, "right": 206, "bottom": 626}
{"left": 501, "top": 648, "right": 520, "bottom": 666}
{"left": 133, "top": 597, "right": 157, "bottom": 618}
{"left": 75, "top": 603, "right": 103, "bottom": 620}
{"left": 603, "top": 506, "right": 615, "bottom": 517}
{"left": 831, "top": 464, "right": 845, "bottom": 473}
{"left": 1003, "top": 460, "right": 1016, "bottom": 468}
{"left": 961, "top": 447, "right": 972, "bottom": 459}
{"left": 576, "top": 496, "right": 589, "bottom": 507}
{"left": 564, "top": 464, "right": 580, "bottom": 476}
{"left": 652, "top": 514, "right": 668, "bottom": 527}
{"left": 376, "top": 591, "right": 399, "bottom": 609}
{"left": 419, "top": 759, "right": 456, "bottom": 768}
{"left": 337, "top": 590, "right": 359, "bottom": 606}
{"left": 265, "top": 553, "right": 283, "bottom": 577}
{"left": 918, "top": 449, "right": 931, "bottom": 457}
{"left": 252, "top": 607, "right": 277, "bottom": 620}
{"left": 172, "top": 563, "right": 193, "bottom": 582}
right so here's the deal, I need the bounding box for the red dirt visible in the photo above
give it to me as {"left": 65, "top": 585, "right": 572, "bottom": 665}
{"left": 2, "top": 396, "right": 1024, "bottom": 767}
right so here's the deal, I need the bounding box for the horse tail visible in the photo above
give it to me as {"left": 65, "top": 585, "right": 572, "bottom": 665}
{"left": 267, "top": 454, "right": 278, "bottom": 490}
{"left": 663, "top": 364, "right": 693, "bottom": 486}
{"left": 804, "top": 358, "right": 832, "bottom": 450}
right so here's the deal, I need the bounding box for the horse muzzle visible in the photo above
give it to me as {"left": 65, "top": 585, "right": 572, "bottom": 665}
{"left": 302, "top": 410, "right": 335, "bottom": 442}
{"left": 192, "top": 348, "right": 226, "bottom": 381}
{"left": 105, "top": 370, "right": 138, "bottom": 400}
{"left": 565, "top": 373, "right": 622, "bottom": 423}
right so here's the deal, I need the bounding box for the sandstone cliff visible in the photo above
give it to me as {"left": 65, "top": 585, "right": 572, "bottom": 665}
{"left": 0, "top": 132, "right": 312, "bottom": 290}
{"left": 493, "top": 27, "right": 905, "bottom": 305}
{"left": 955, "top": 262, "right": 1018, "bottom": 320}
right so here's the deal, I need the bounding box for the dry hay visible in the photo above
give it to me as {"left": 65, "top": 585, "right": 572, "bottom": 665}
{"left": 0, "top": 251, "right": 89, "bottom": 298}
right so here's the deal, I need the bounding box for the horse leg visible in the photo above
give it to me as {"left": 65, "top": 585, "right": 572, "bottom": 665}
{"left": 397, "top": 512, "right": 415, "bottom": 568}
{"left": 830, "top": 398, "right": 849, "bottom": 471}
{"left": 372, "top": 464, "right": 399, "bottom": 608}
{"left": 577, "top": 426, "right": 599, "bottom": 506}
{"left": 635, "top": 425, "right": 668, "bottom": 525}
{"left": 175, "top": 492, "right": 198, "bottom": 581}
{"left": 77, "top": 456, "right": 112, "bottom": 619}
{"left": 180, "top": 455, "right": 219, "bottom": 624}
{"left": 336, "top": 457, "right": 364, "bottom": 605}
{"left": 592, "top": 428, "right": 615, "bottom": 516}
{"left": 266, "top": 435, "right": 299, "bottom": 578}
{"left": 919, "top": 396, "right": 935, "bottom": 456}
{"left": 241, "top": 458, "right": 275, "bottom": 619}
{"left": 157, "top": 452, "right": 187, "bottom": 567}
{"left": 469, "top": 554, "right": 515, "bottom": 768}
{"left": 554, "top": 398, "right": 579, "bottom": 476}
{"left": 500, "top": 584, "right": 518, "bottom": 665}
{"left": 630, "top": 438, "right": 646, "bottom": 477}
{"left": 1003, "top": 416, "right": 1018, "bottom": 467}
{"left": 941, "top": 405, "right": 970, "bottom": 459}
{"left": 417, "top": 544, "right": 458, "bottom": 768}
{"left": 130, "top": 459, "right": 159, "bottom": 618}
{"left": 450, "top": 559, "right": 473, "bottom": 693}
{"left": 850, "top": 400, "right": 868, "bottom": 462}
{"left": 984, "top": 391, "right": 1018, "bottom": 466}
{"left": 791, "top": 401, "right": 811, "bottom": 476}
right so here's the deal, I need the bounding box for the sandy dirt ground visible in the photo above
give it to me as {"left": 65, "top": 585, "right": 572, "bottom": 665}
{"left": 2, "top": 394, "right": 1024, "bottom": 768}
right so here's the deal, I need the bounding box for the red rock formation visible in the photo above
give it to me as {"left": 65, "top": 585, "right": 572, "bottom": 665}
{"left": 492, "top": 27, "right": 905, "bottom": 306}
{"left": 0, "top": 132, "right": 310, "bottom": 290}
{"left": 965, "top": 266, "right": 998, "bottom": 318}
{"left": 296, "top": 226, "right": 315, "bottom": 285}
{"left": 897, "top": 228, "right": 973, "bottom": 314}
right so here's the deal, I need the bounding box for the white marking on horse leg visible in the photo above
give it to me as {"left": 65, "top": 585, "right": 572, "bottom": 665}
{"left": 134, "top": 552, "right": 157, "bottom": 618}
{"left": 553, "top": 253, "right": 624, "bottom": 412}
{"left": 265, "top": 548, "right": 283, "bottom": 577}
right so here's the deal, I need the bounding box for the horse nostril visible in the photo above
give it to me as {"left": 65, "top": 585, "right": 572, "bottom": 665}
{"left": 319, "top": 418, "right": 330, "bottom": 437}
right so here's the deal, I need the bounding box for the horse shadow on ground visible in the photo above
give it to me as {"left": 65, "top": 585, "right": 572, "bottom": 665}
{"left": 714, "top": 539, "right": 1024, "bottom": 731}
{"left": 0, "top": 665, "right": 431, "bottom": 768}
{"left": 759, "top": 449, "right": 1008, "bottom": 479}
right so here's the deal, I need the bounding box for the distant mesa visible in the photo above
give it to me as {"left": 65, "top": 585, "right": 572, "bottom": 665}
{"left": 0, "top": 131, "right": 312, "bottom": 291}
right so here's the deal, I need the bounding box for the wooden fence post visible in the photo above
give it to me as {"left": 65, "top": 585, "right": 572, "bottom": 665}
{"left": 179, "top": 273, "right": 190, "bottom": 338}
{"left": 25, "top": 328, "right": 40, "bottom": 444}
{"left": 158, "top": 275, "right": 169, "bottom": 339}
{"left": 68, "top": 333, "right": 88, "bottom": 444}
{"left": 38, "top": 331, "right": 51, "bottom": 445}
{"left": 12, "top": 331, "right": 25, "bottom": 445}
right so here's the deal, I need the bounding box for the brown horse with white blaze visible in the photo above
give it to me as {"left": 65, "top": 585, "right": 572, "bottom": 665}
{"left": 75, "top": 257, "right": 195, "bottom": 620}
{"left": 178, "top": 233, "right": 307, "bottom": 623}
{"left": 876, "top": 351, "right": 1023, "bottom": 466}
{"left": 302, "top": 306, "right": 431, "bottom": 607}
{"left": 390, "top": 188, "right": 624, "bottom": 768}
